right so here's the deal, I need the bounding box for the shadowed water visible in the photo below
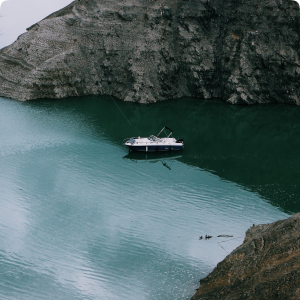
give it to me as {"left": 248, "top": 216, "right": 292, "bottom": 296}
{"left": 0, "top": 96, "right": 297, "bottom": 300}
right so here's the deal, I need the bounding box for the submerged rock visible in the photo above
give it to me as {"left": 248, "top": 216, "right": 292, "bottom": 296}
{"left": 0, "top": 0, "right": 300, "bottom": 103}
{"left": 191, "top": 213, "right": 300, "bottom": 300}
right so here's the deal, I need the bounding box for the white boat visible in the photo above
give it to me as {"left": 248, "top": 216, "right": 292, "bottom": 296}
{"left": 124, "top": 127, "right": 184, "bottom": 152}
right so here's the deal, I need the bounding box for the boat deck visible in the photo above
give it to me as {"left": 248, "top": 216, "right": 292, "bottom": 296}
{"left": 125, "top": 137, "right": 183, "bottom": 152}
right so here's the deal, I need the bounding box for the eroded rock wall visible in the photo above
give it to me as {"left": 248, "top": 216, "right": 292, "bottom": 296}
{"left": 191, "top": 213, "right": 300, "bottom": 300}
{"left": 0, "top": 0, "right": 299, "bottom": 103}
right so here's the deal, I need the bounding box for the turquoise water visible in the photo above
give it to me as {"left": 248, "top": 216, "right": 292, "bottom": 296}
{"left": 0, "top": 96, "right": 296, "bottom": 299}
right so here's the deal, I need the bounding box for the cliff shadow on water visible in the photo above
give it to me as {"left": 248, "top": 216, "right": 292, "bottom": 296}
{"left": 25, "top": 96, "right": 300, "bottom": 214}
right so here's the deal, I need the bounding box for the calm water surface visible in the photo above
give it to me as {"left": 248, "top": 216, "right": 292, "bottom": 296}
{"left": 0, "top": 96, "right": 298, "bottom": 299}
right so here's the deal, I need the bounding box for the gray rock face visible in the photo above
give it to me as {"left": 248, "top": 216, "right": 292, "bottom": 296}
{"left": 0, "top": 0, "right": 299, "bottom": 103}
{"left": 191, "top": 213, "right": 300, "bottom": 300}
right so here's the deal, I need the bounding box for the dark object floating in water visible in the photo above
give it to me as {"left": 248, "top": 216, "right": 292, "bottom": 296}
{"left": 218, "top": 235, "right": 233, "bottom": 237}
{"left": 124, "top": 127, "right": 184, "bottom": 152}
{"left": 199, "top": 234, "right": 234, "bottom": 240}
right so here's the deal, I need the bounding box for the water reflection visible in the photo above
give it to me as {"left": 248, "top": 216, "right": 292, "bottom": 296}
{"left": 123, "top": 152, "right": 182, "bottom": 170}
{"left": 0, "top": 95, "right": 293, "bottom": 300}
{"left": 26, "top": 95, "right": 300, "bottom": 214}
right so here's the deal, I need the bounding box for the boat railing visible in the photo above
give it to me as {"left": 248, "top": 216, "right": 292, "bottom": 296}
{"left": 123, "top": 137, "right": 147, "bottom": 143}
{"left": 123, "top": 137, "right": 138, "bottom": 143}
{"left": 124, "top": 136, "right": 168, "bottom": 144}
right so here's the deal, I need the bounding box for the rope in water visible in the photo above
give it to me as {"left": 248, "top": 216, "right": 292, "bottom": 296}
{"left": 217, "top": 235, "right": 245, "bottom": 254}
{"left": 110, "top": 95, "right": 132, "bottom": 126}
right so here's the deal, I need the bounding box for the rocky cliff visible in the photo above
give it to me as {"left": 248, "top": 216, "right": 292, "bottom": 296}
{"left": 0, "top": 0, "right": 300, "bottom": 103}
{"left": 191, "top": 213, "right": 300, "bottom": 300}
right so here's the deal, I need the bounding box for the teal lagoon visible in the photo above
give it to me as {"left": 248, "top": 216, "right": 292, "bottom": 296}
{"left": 0, "top": 96, "right": 297, "bottom": 299}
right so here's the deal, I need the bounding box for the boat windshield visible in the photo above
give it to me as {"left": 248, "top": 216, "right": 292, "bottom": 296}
{"left": 148, "top": 135, "right": 158, "bottom": 141}
{"left": 128, "top": 138, "right": 135, "bottom": 144}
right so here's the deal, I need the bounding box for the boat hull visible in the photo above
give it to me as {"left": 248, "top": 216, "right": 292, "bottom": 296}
{"left": 127, "top": 145, "right": 183, "bottom": 152}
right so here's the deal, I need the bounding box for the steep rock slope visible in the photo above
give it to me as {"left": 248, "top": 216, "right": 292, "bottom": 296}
{"left": 0, "top": 0, "right": 299, "bottom": 103}
{"left": 191, "top": 213, "right": 300, "bottom": 300}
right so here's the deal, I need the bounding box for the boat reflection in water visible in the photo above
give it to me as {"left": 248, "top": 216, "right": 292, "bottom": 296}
{"left": 123, "top": 151, "right": 182, "bottom": 170}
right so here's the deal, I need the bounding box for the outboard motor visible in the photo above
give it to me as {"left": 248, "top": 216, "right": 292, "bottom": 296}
{"left": 176, "top": 139, "right": 184, "bottom": 143}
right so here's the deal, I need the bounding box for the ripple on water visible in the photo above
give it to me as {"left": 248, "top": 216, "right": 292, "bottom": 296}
{"left": 0, "top": 97, "right": 294, "bottom": 300}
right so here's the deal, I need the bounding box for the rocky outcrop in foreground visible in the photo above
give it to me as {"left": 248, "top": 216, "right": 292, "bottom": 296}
{"left": 0, "top": 0, "right": 300, "bottom": 103}
{"left": 191, "top": 213, "right": 300, "bottom": 300}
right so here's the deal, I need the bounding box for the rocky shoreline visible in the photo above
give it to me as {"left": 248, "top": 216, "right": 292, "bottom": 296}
{"left": 191, "top": 213, "right": 300, "bottom": 300}
{"left": 0, "top": 0, "right": 300, "bottom": 104}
